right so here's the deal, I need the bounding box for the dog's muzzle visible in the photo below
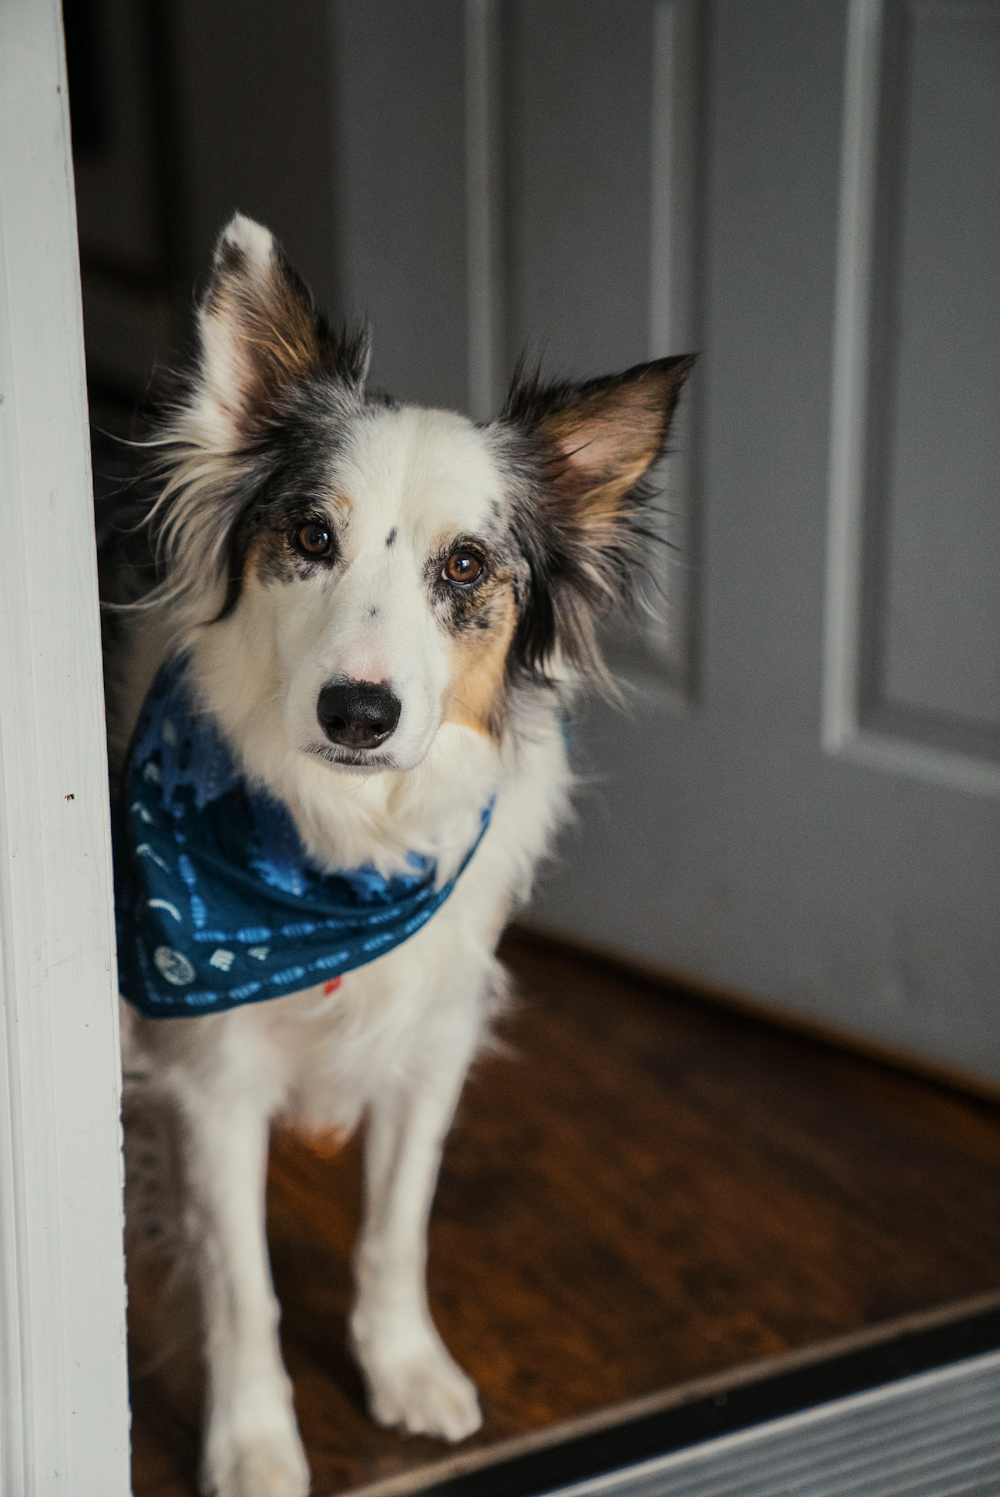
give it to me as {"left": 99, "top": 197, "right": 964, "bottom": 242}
{"left": 317, "top": 680, "right": 402, "bottom": 751}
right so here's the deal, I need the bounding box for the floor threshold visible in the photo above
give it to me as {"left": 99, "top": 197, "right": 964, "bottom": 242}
{"left": 550, "top": 1346, "right": 1000, "bottom": 1497}
{"left": 355, "top": 1295, "right": 1000, "bottom": 1497}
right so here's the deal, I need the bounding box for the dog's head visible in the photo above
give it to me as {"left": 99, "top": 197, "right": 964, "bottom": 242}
{"left": 150, "top": 215, "right": 693, "bottom": 774}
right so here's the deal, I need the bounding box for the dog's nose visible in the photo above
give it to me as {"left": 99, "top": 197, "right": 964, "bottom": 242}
{"left": 317, "top": 681, "right": 401, "bottom": 750}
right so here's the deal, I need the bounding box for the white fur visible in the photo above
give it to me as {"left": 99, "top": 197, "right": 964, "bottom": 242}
{"left": 120, "top": 389, "right": 572, "bottom": 1495}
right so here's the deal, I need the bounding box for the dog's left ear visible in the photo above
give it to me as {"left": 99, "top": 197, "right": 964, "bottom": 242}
{"left": 193, "top": 213, "right": 370, "bottom": 450}
{"left": 502, "top": 354, "right": 695, "bottom": 679}
{"left": 511, "top": 354, "right": 695, "bottom": 526}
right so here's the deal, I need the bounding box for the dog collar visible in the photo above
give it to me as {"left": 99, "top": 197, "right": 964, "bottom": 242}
{"left": 112, "top": 655, "right": 492, "bottom": 1019}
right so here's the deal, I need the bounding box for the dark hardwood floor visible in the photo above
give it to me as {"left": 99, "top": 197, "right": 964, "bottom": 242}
{"left": 129, "top": 930, "right": 1000, "bottom": 1496}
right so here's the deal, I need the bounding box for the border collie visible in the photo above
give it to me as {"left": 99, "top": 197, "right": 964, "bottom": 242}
{"left": 107, "top": 214, "right": 692, "bottom": 1497}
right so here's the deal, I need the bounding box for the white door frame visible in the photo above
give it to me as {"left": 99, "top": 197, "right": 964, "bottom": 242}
{"left": 0, "top": 0, "right": 131, "bottom": 1490}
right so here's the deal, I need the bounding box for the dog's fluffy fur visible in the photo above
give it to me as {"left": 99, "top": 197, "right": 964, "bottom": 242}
{"left": 106, "top": 214, "right": 692, "bottom": 1497}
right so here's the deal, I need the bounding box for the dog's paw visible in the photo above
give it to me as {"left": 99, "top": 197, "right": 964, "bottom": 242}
{"left": 201, "top": 1427, "right": 310, "bottom": 1497}
{"left": 353, "top": 1329, "right": 482, "bottom": 1441}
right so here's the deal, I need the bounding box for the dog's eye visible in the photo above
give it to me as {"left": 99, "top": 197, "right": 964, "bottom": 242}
{"left": 443, "top": 550, "right": 483, "bottom": 586}
{"left": 293, "top": 522, "right": 334, "bottom": 559}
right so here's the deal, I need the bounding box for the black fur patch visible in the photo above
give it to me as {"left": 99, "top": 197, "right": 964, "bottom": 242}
{"left": 206, "top": 403, "right": 350, "bottom": 621}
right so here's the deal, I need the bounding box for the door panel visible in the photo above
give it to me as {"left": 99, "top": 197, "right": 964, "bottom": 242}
{"left": 506, "top": 0, "right": 654, "bottom": 375}
{"left": 872, "top": 2, "right": 1000, "bottom": 737}
{"left": 506, "top": 0, "right": 703, "bottom": 687}
{"left": 333, "top": 0, "right": 470, "bottom": 411}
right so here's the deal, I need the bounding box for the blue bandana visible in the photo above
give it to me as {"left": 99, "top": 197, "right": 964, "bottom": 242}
{"left": 112, "top": 657, "right": 492, "bottom": 1019}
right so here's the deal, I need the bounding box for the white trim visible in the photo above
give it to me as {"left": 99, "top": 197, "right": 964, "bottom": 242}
{"left": 823, "top": 0, "right": 885, "bottom": 764}
{"left": 0, "top": 2, "right": 131, "bottom": 1491}
{"left": 643, "top": 0, "right": 701, "bottom": 689}
{"left": 822, "top": 0, "right": 1000, "bottom": 796}
{"left": 825, "top": 725, "right": 1000, "bottom": 799}
{"left": 649, "top": 0, "right": 699, "bottom": 359}
{"left": 464, "top": 0, "right": 504, "bottom": 422}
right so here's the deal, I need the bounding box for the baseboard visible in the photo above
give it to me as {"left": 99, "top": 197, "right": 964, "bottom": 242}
{"left": 503, "top": 922, "right": 1000, "bottom": 1108}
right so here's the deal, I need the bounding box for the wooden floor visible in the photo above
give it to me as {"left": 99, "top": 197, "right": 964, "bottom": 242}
{"left": 129, "top": 931, "right": 1000, "bottom": 1496}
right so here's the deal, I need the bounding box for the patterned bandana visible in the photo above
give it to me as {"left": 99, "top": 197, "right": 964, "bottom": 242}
{"left": 112, "top": 657, "right": 492, "bottom": 1019}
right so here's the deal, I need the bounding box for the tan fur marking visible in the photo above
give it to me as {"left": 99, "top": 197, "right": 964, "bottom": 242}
{"left": 299, "top": 1126, "right": 346, "bottom": 1160}
{"left": 238, "top": 531, "right": 270, "bottom": 586}
{"left": 442, "top": 587, "right": 517, "bottom": 738}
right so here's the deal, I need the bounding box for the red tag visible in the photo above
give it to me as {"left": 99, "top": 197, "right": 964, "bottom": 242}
{"left": 323, "top": 977, "right": 343, "bottom": 995}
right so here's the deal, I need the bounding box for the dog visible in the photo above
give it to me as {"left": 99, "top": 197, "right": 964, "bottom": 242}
{"left": 105, "top": 213, "right": 692, "bottom": 1497}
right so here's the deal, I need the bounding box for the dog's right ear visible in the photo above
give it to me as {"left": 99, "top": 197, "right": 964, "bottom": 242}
{"left": 193, "top": 214, "right": 370, "bottom": 450}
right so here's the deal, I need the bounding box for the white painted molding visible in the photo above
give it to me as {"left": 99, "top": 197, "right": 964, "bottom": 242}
{"left": 644, "top": 0, "right": 702, "bottom": 692}
{"left": 0, "top": 2, "right": 131, "bottom": 1492}
{"left": 823, "top": 0, "right": 885, "bottom": 755}
{"left": 820, "top": 0, "right": 880, "bottom": 760}
{"left": 827, "top": 725, "right": 1000, "bottom": 798}
{"left": 822, "top": 0, "right": 1000, "bottom": 796}
{"left": 649, "top": 0, "right": 700, "bottom": 359}
{"left": 464, "top": 0, "right": 504, "bottom": 422}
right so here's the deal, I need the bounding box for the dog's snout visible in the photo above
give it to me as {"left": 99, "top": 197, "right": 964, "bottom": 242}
{"left": 317, "top": 680, "right": 401, "bottom": 751}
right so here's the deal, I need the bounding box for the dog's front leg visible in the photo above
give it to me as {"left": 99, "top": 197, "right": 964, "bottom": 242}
{"left": 180, "top": 1092, "right": 310, "bottom": 1497}
{"left": 350, "top": 1021, "right": 482, "bottom": 1441}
